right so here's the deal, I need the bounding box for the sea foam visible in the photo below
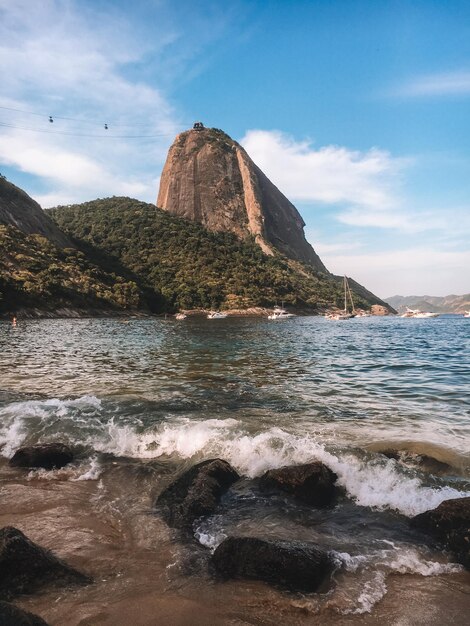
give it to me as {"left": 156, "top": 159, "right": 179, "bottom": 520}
{"left": 1, "top": 400, "right": 469, "bottom": 516}
{"left": 98, "top": 416, "right": 469, "bottom": 516}
{"left": 0, "top": 395, "right": 102, "bottom": 458}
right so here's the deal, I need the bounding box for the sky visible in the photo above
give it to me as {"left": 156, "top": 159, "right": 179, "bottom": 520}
{"left": 0, "top": 0, "right": 469, "bottom": 298}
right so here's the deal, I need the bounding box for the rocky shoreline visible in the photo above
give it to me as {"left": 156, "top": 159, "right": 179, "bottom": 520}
{"left": 1, "top": 304, "right": 392, "bottom": 320}
{"left": 2, "top": 443, "right": 469, "bottom": 625}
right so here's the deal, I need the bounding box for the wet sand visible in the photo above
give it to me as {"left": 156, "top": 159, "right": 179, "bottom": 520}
{"left": 2, "top": 456, "right": 469, "bottom": 626}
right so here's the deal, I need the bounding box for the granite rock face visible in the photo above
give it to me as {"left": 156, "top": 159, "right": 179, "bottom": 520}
{"left": 211, "top": 537, "right": 333, "bottom": 592}
{"left": 370, "top": 304, "right": 391, "bottom": 316}
{"left": 157, "top": 128, "right": 327, "bottom": 272}
{"left": 0, "top": 177, "right": 71, "bottom": 248}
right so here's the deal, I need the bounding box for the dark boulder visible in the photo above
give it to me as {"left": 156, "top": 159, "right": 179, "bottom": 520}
{"left": 155, "top": 459, "right": 240, "bottom": 529}
{"left": 380, "top": 449, "right": 452, "bottom": 475}
{"left": 259, "top": 462, "right": 337, "bottom": 506}
{"left": 380, "top": 449, "right": 400, "bottom": 461}
{"left": 9, "top": 443, "right": 74, "bottom": 470}
{"left": 0, "top": 527, "right": 92, "bottom": 600}
{"left": 411, "top": 497, "right": 470, "bottom": 569}
{"left": 0, "top": 602, "right": 49, "bottom": 625}
{"left": 211, "top": 537, "right": 333, "bottom": 592}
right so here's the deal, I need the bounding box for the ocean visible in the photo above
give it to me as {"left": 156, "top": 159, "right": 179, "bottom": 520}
{"left": 1, "top": 315, "right": 469, "bottom": 624}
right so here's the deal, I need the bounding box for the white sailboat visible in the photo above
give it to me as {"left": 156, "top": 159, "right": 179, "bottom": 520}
{"left": 326, "top": 276, "right": 356, "bottom": 320}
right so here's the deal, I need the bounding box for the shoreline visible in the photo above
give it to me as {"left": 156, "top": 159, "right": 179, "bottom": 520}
{"left": 1, "top": 445, "right": 469, "bottom": 626}
{"left": 0, "top": 305, "right": 391, "bottom": 320}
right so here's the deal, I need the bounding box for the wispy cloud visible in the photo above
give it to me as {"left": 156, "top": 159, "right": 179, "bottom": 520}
{"left": 241, "top": 129, "right": 470, "bottom": 243}
{"left": 241, "top": 129, "right": 406, "bottom": 211}
{"left": 337, "top": 204, "right": 470, "bottom": 236}
{"left": 0, "top": 0, "right": 227, "bottom": 206}
{"left": 394, "top": 70, "right": 470, "bottom": 97}
{"left": 323, "top": 247, "right": 470, "bottom": 298}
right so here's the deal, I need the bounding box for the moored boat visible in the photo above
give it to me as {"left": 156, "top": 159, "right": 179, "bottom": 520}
{"left": 267, "top": 303, "right": 295, "bottom": 320}
{"left": 325, "top": 276, "right": 356, "bottom": 320}
{"left": 400, "top": 307, "right": 439, "bottom": 319}
{"left": 207, "top": 311, "right": 228, "bottom": 319}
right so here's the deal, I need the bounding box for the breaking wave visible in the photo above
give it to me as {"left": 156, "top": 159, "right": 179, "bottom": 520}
{"left": 1, "top": 399, "right": 469, "bottom": 517}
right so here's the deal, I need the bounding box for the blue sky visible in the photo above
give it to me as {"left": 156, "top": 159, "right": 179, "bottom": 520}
{"left": 0, "top": 0, "right": 469, "bottom": 297}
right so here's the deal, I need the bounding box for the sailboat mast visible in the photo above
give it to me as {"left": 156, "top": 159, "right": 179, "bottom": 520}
{"left": 344, "top": 276, "right": 347, "bottom": 312}
{"left": 347, "top": 279, "right": 355, "bottom": 313}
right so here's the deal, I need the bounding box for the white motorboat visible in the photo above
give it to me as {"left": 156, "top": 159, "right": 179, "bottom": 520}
{"left": 464, "top": 311, "right": 470, "bottom": 318}
{"left": 267, "top": 304, "right": 295, "bottom": 320}
{"left": 207, "top": 311, "right": 228, "bottom": 319}
{"left": 175, "top": 313, "right": 187, "bottom": 320}
{"left": 325, "top": 276, "right": 356, "bottom": 320}
{"left": 400, "top": 307, "right": 439, "bottom": 319}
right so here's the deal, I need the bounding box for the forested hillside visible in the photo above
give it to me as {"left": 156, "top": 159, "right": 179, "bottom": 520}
{"left": 48, "top": 197, "right": 385, "bottom": 312}
{"left": 0, "top": 224, "right": 147, "bottom": 315}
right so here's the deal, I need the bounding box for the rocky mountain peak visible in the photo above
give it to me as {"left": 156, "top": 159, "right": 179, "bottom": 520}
{"left": 157, "top": 127, "right": 327, "bottom": 272}
{"left": 0, "top": 176, "right": 71, "bottom": 248}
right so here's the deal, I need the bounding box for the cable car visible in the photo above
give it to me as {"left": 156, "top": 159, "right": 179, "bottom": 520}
{"left": 104, "top": 123, "right": 108, "bottom": 130}
{"left": 49, "top": 116, "right": 53, "bottom": 123}
{"left": 193, "top": 122, "right": 204, "bottom": 131}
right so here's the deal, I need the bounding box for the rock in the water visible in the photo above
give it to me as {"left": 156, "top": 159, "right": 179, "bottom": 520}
{"left": 380, "top": 449, "right": 452, "bottom": 475}
{"left": 212, "top": 537, "right": 333, "bottom": 592}
{"left": 155, "top": 459, "right": 240, "bottom": 529}
{"left": 411, "top": 497, "right": 470, "bottom": 569}
{"left": 259, "top": 462, "right": 337, "bottom": 506}
{"left": 0, "top": 602, "right": 49, "bottom": 625}
{"left": 370, "top": 304, "right": 391, "bottom": 316}
{"left": 9, "top": 443, "right": 74, "bottom": 470}
{"left": 0, "top": 527, "right": 91, "bottom": 600}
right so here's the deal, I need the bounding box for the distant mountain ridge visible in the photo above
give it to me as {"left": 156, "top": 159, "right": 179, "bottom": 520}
{"left": 385, "top": 294, "right": 470, "bottom": 314}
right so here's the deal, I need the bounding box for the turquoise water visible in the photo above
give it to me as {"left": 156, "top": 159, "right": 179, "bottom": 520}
{"left": 1, "top": 315, "right": 469, "bottom": 621}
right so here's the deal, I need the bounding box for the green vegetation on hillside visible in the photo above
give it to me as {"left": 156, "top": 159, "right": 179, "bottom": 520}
{"left": 48, "top": 197, "right": 377, "bottom": 312}
{"left": 0, "top": 224, "right": 146, "bottom": 314}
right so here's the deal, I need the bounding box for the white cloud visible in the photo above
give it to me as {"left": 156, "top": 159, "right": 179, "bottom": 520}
{"left": 339, "top": 205, "right": 470, "bottom": 238}
{"left": 322, "top": 247, "right": 470, "bottom": 298}
{"left": 240, "top": 130, "right": 470, "bottom": 242}
{"left": 396, "top": 70, "right": 470, "bottom": 97}
{"left": 313, "top": 241, "right": 363, "bottom": 255}
{"left": 240, "top": 129, "right": 406, "bottom": 211}
{"left": 0, "top": 0, "right": 187, "bottom": 206}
